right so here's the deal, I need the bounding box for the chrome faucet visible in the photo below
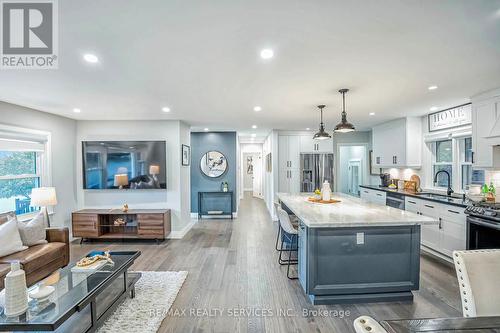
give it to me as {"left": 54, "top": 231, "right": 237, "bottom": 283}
{"left": 434, "top": 170, "right": 454, "bottom": 196}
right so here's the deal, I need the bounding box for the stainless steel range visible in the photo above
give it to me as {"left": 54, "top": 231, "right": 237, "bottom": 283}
{"left": 466, "top": 202, "right": 500, "bottom": 250}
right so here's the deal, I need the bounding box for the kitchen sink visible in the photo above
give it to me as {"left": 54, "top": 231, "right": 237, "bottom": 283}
{"left": 415, "top": 192, "right": 466, "bottom": 204}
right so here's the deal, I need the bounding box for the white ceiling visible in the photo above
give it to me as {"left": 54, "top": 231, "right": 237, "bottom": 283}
{"left": 1, "top": 0, "right": 500, "bottom": 139}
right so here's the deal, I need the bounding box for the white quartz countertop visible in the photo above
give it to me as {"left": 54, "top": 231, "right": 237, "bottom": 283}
{"left": 277, "top": 193, "right": 438, "bottom": 228}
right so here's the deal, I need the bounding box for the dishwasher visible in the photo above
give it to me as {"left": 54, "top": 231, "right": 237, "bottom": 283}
{"left": 386, "top": 192, "right": 405, "bottom": 210}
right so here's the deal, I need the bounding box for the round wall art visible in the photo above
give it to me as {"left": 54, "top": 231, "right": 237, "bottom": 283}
{"left": 200, "top": 151, "right": 227, "bottom": 178}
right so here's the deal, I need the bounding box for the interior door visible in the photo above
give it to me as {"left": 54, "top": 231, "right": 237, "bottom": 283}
{"left": 252, "top": 154, "right": 262, "bottom": 198}
{"left": 347, "top": 160, "right": 361, "bottom": 196}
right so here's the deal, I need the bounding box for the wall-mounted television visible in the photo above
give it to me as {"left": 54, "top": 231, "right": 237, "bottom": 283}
{"left": 82, "top": 141, "right": 167, "bottom": 190}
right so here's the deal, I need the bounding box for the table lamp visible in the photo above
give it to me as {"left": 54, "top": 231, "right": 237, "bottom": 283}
{"left": 30, "top": 187, "right": 57, "bottom": 227}
{"left": 149, "top": 165, "right": 160, "bottom": 188}
{"left": 114, "top": 174, "right": 129, "bottom": 189}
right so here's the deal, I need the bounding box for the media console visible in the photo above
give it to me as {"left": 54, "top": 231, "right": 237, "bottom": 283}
{"left": 72, "top": 209, "right": 171, "bottom": 242}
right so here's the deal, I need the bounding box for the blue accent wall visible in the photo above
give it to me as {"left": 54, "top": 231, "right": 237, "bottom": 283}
{"left": 190, "top": 132, "right": 237, "bottom": 213}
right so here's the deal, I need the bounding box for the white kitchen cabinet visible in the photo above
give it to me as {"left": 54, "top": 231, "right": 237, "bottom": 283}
{"left": 299, "top": 135, "right": 333, "bottom": 153}
{"left": 419, "top": 201, "right": 441, "bottom": 252}
{"left": 440, "top": 207, "right": 467, "bottom": 257}
{"left": 360, "top": 188, "right": 371, "bottom": 202}
{"left": 372, "top": 117, "right": 422, "bottom": 168}
{"left": 279, "top": 135, "right": 300, "bottom": 193}
{"left": 471, "top": 91, "right": 500, "bottom": 168}
{"left": 404, "top": 197, "right": 466, "bottom": 259}
{"left": 360, "top": 188, "right": 386, "bottom": 205}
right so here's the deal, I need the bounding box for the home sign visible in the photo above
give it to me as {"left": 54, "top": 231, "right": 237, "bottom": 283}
{"left": 428, "top": 103, "right": 472, "bottom": 132}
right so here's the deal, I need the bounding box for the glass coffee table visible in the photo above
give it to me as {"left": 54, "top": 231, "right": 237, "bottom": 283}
{"left": 0, "top": 251, "right": 141, "bottom": 332}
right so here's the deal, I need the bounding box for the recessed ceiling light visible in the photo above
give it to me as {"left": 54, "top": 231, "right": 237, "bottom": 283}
{"left": 204, "top": 128, "right": 209, "bottom": 132}
{"left": 306, "top": 128, "right": 310, "bottom": 130}
{"left": 428, "top": 85, "right": 438, "bottom": 90}
{"left": 83, "top": 54, "right": 99, "bottom": 63}
{"left": 162, "top": 107, "right": 170, "bottom": 113}
{"left": 430, "top": 106, "right": 439, "bottom": 111}
{"left": 253, "top": 106, "right": 262, "bottom": 112}
{"left": 369, "top": 112, "right": 375, "bottom": 116}
{"left": 252, "top": 125, "right": 257, "bottom": 129}
{"left": 251, "top": 133, "right": 256, "bottom": 138}
{"left": 260, "top": 49, "right": 274, "bottom": 59}
{"left": 73, "top": 108, "right": 81, "bottom": 113}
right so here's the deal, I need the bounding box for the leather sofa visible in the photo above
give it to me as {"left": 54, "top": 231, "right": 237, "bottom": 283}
{"left": 0, "top": 212, "right": 69, "bottom": 290}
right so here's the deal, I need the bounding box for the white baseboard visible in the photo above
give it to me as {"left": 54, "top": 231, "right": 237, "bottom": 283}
{"left": 168, "top": 219, "right": 197, "bottom": 239}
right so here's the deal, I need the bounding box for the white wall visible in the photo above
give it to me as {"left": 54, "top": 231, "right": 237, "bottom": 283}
{"left": 76, "top": 120, "right": 191, "bottom": 236}
{"left": 0, "top": 102, "right": 77, "bottom": 228}
{"left": 263, "top": 131, "right": 279, "bottom": 220}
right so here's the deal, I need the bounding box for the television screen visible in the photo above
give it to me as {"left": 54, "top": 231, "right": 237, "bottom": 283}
{"left": 82, "top": 141, "right": 166, "bottom": 190}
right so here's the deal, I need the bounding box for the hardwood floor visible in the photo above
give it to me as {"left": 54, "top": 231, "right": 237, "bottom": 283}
{"left": 70, "top": 192, "right": 462, "bottom": 333}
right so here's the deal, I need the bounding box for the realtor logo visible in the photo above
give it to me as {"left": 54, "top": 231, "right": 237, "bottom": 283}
{"left": 1, "top": 0, "right": 58, "bottom": 69}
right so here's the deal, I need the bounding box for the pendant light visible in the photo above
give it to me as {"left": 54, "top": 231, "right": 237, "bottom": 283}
{"left": 313, "top": 105, "right": 331, "bottom": 140}
{"left": 334, "top": 88, "right": 355, "bottom": 133}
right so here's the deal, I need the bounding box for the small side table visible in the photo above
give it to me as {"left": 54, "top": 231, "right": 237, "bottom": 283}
{"left": 198, "top": 191, "right": 234, "bottom": 219}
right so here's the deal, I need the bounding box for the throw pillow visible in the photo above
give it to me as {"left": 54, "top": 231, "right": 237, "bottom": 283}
{"left": 0, "top": 217, "right": 28, "bottom": 257}
{"left": 17, "top": 211, "right": 48, "bottom": 247}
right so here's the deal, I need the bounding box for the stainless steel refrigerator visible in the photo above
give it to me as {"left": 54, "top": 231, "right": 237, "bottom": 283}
{"left": 300, "top": 153, "right": 334, "bottom": 192}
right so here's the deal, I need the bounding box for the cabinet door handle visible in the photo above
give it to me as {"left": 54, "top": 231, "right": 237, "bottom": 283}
{"left": 438, "top": 217, "right": 442, "bottom": 230}
{"left": 424, "top": 204, "right": 434, "bottom": 209}
{"left": 408, "top": 200, "right": 416, "bottom": 204}
{"left": 448, "top": 209, "right": 460, "bottom": 214}
{"left": 472, "top": 151, "right": 475, "bottom": 164}
{"left": 376, "top": 193, "right": 383, "bottom": 197}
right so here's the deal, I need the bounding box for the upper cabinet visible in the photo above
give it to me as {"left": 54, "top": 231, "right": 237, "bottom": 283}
{"left": 471, "top": 89, "right": 500, "bottom": 168}
{"left": 372, "top": 117, "right": 422, "bottom": 168}
{"left": 299, "top": 136, "right": 333, "bottom": 153}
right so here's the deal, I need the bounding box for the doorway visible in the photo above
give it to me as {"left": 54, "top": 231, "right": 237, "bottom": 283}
{"left": 338, "top": 145, "right": 367, "bottom": 197}
{"left": 348, "top": 159, "right": 362, "bottom": 196}
{"left": 243, "top": 152, "right": 262, "bottom": 198}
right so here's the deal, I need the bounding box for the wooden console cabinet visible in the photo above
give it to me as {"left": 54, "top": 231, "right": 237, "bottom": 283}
{"left": 72, "top": 209, "right": 171, "bottom": 241}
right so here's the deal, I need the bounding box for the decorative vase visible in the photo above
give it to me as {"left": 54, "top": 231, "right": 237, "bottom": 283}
{"left": 321, "top": 181, "right": 332, "bottom": 201}
{"left": 4, "top": 262, "right": 28, "bottom": 317}
{"left": 122, "top": 204, "right": 129, "bottom": 213}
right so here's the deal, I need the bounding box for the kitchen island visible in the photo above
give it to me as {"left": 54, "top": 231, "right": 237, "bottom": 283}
{"left": 277, "top": 192, "right": 438, "bottom": 305}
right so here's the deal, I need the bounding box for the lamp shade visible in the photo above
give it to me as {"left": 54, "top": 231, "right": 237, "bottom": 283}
{"left": 30, "top": 187, "right": 58, "bottom": 206}
{"left": 114, "top": 174, "right": 129, "bottom": 187}
{"left": 149, "top": 165, "right": 160, "bottom": 175}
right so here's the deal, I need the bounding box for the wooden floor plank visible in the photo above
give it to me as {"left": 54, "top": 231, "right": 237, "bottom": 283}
{"left": 70, "top": 192, "right": 462, "bottom": 333}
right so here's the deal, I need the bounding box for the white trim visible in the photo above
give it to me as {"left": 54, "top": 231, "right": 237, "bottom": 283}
{"left": 167, "top": 219, "right": 197, "bottom": 239}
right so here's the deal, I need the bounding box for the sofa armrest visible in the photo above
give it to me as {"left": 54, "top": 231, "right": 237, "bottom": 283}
{"left": 46, "top": 227, "right": 69, "bottom": 245}
{"left": 46, "top": 227, "right": 70, "bottom": 267}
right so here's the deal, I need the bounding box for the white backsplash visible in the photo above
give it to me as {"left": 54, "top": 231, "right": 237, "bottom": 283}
{"left": 383, "top": 168, "right": 422, "bottom": 182}
{"left": 485, "top": 171, "right": 500, "bottom": 188}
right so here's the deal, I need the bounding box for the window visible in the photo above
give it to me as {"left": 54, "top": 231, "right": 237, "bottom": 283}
{"left": 430, "top": 136, "right": 482, "bottom": 192}
{"left": 0, "top": 151, "right": 42, "bottom": 215}
{"left": 460, "top": 137, "right": 473, "bottom": 191}
{"left": 0, "top": 125, "right": 49, "bottom": 216}
{"left": 433, "top": 140, "right": 453, "bottom": 187}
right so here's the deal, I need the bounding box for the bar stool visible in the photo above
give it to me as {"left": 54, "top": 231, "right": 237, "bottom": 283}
{"left": 453, "top": 249, "right": 500, "bottom": 317}
{"left": 274, "top": 201, "right": 299, "bottom": 252}
{"left": 277, "top": 207, "right": 298, "bottom": 279}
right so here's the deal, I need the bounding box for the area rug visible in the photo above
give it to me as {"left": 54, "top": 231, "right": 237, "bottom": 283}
{"left": 97, "top": 271, "right": 188, "bottom": 333}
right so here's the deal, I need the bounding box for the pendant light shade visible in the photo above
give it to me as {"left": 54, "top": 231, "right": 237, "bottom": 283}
{"left": 334, "top": 88, "right": 355, "bottom": 133}
{"left": 313, "top": 105, "right": 331, "bottom": 140}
